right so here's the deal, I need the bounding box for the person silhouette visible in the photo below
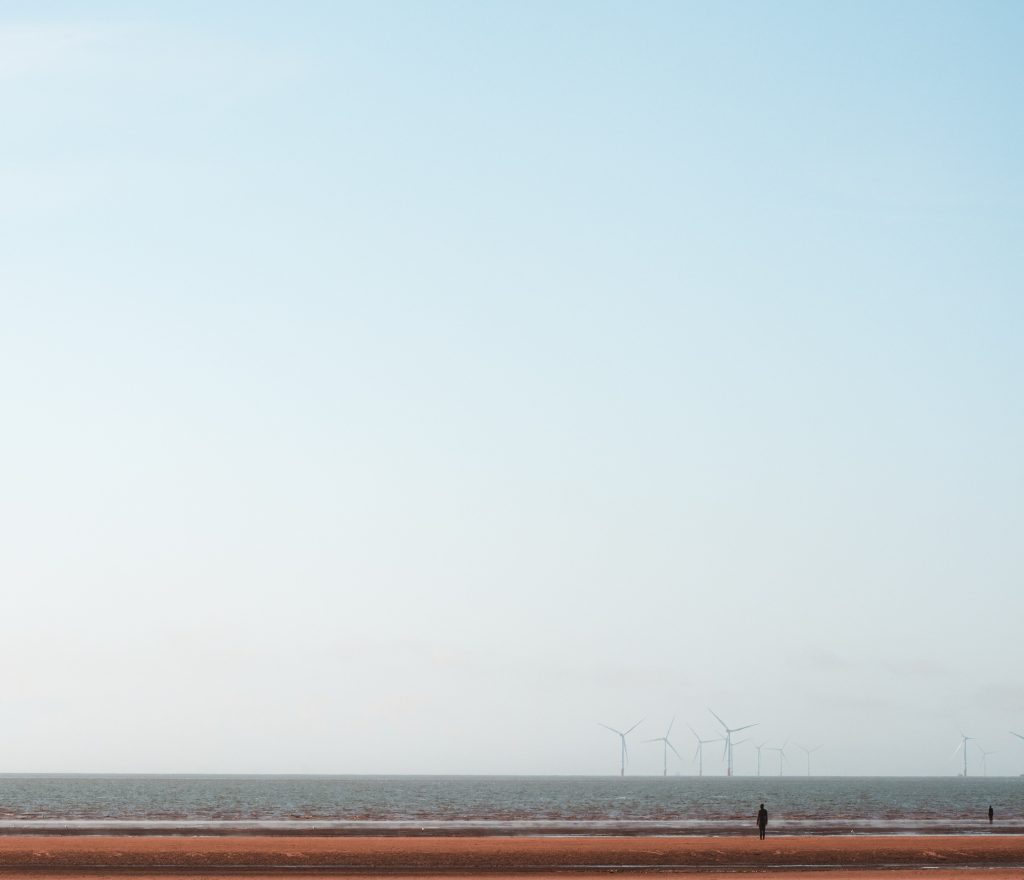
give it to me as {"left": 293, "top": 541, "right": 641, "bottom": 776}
{"left": 757, "top": 803, "right": 768, "bottom": 840}
{"left": 989, "top": 806, "right": 994, "bottom": 824}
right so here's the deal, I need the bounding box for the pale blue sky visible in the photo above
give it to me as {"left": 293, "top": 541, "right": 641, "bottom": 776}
{"left": 1, "top": 1, "right": 1022, "bottom": 775}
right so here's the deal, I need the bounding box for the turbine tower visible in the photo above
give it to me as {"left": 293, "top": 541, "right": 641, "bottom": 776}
{"left": 754, "top": 742, "right": 767, "bottom": 777}
{"left": 687, "top": 724, "right": 722, "bottom": 777}
{"left": 708, "top": 708, "right": 757, "bottom": 777}
{"left": 599, "top": 719, "right": 643, "bottom": 777}
{"left": 795, "top": 742, "right": 821, "bottom": 776}
{"left": 979, "top": 746, "right": 996, "bottom": 777}
{"left": 952, "top": 733, "right": 975, "bottom": 777}
{"left": 643, "top": 718, "right": 682, "bottom": 777}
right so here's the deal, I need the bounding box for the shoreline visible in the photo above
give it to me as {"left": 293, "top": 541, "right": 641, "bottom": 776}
{"left": 0, "top": 821, "right": 1018, "bottom": 837}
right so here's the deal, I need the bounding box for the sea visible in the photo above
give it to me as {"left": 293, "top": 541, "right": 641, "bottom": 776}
{"left": 0, "top": 775, "right": 1020, "bottom": 836}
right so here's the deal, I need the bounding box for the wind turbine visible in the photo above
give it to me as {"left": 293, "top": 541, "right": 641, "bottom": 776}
{"left": 979, "top": 746, "right": 996, "bottom": 777}
{"left": 795, "top": 742, "right": 821, "bottom": 776}
{"left": 766, "top": 741, "right": 789, "bottom": 776}
{"left": 952, "top": 733, "right": 975, "bottom": 777}
{"left": 599, "top": 719, "right": 643, "bottom": 777}
{"left": 708, "top": 708, "right": 757, "bottom": 777}
{"left": 644, "top": 718, "right": 683, "bottom": 777}
{"left": 754, "top": 742, "right": 768, "bottom": 777}
{"left": 687, "top": 725, "right": 722, "bottom": 777}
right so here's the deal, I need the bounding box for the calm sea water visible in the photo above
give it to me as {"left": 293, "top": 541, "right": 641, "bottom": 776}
{"left": 0, "top": 775, "right": 1021, "bottom": 835}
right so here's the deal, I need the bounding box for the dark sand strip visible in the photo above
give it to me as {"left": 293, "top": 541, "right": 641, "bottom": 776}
{"left": 9, "top": 875, "right": 1024, "bottom": 880}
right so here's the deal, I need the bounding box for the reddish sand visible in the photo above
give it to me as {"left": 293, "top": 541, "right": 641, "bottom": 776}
{"left": 0, "top": 834, "right": 1021, "bottom": 874}
{"left": 10, "top": 875, "right": 1024, "bottom": 880}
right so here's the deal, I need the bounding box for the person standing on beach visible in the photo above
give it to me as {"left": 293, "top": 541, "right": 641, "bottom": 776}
{"left": 989, "top": 806, "right": 994, "bottom": 824}
{"left": 756, "top": 803, "right": 768, "bottom": 840}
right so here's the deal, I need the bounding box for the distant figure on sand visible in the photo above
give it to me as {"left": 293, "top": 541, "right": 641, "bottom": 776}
{"left": 989, "top": 806, "right": 994, "bottom": 824}
{"left": 757, "top": 803, "right": 768, "bottom": 840}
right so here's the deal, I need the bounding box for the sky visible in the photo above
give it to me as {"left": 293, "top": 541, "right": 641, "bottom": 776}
{"left": 1, "top": 1, "right": 1022, "bottom": 777}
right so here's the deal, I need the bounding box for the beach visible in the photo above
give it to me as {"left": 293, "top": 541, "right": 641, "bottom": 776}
{"left": 0, "top": 834, "right": 1022, "bottom": 876}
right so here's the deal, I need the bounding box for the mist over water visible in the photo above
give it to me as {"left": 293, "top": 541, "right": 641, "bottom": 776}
{"left": 0, "top": 776, "right": 1021, "bottom": 835}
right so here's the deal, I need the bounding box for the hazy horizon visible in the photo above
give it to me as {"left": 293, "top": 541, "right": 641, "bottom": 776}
{"left": 2, "top": 1, "right": 1022, "bottom": 778}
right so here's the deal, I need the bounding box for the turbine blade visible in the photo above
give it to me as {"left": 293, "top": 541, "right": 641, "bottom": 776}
{"left": 707, "top": 707, "right": 728, "bottom": 731}
{"left": 1012, "top": 731, "right": 1024, "bottom": 741}
{"left": 599, "top": 723, "right": 623, "bottom": 735}
{"left": 668, "top": 741, "right": 683, "bottom": 760}
{"left": 733, "top": 723, "right": 758, "bottom": 733}
{"left": 666, "top": 717, "right": 675, "bottom": 738}
{"left": 625, "top": 719, "right": 644, "bottom": 735}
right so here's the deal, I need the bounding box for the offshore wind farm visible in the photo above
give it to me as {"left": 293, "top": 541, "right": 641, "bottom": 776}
{"left": 594, "top": 713, "right": 1024, "bottom": 778}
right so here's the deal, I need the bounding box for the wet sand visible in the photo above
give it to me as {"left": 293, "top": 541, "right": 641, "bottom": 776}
{"left": 0, "top": 834, "right": 1022, "bottom": 874}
